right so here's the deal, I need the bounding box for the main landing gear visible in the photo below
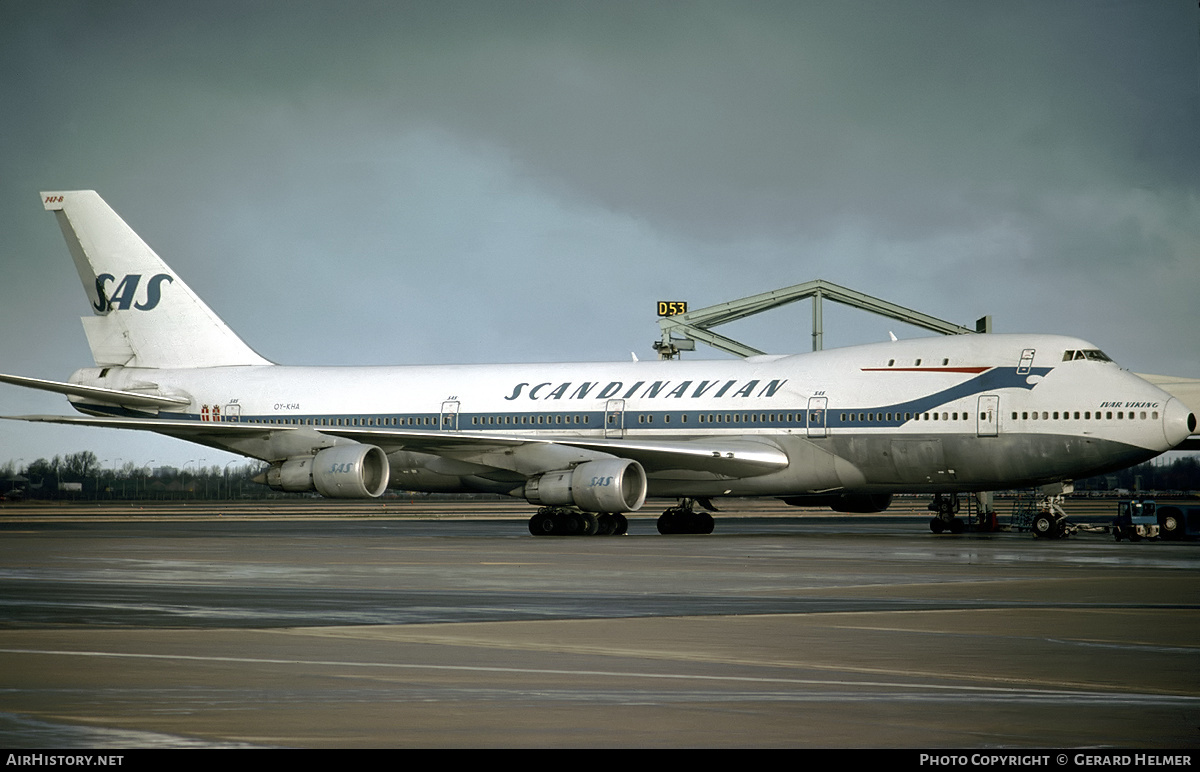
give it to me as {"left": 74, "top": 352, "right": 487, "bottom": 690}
{"left": 657, "top": 498, "right": 715, "bottom": 535}
{"left": 527, "top": 507, "right": 628, "bottom": 537}
{"left": 525, "top": 499, "right": 719, "bottom": 536}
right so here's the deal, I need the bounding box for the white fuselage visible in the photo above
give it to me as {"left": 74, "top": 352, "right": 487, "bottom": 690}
{"left": 70, "top": 332, "right": 1192, "bottom": 499}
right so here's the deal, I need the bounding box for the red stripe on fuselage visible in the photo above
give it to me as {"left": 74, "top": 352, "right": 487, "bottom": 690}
{"left": 860, "top": 367, "right": 992, "bottom": 373}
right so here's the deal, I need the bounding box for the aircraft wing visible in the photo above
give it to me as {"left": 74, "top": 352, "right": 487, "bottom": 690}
{"left": 3, "top": 414, "right": 790, "bottom": 477}
{"left": 322, "top": 426, "right": 790, "bottom": 477}
{"left": 1136, "top": 373, "right": 1200, "bottom": 450}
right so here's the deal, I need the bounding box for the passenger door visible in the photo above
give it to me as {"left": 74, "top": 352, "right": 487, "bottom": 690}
{"left": 977, "top": 395, "right": 999, "bottom": 437}
{"left": 807, "top": 396, "right": 828, "bottom": 438}
{"left": 440, "top": 400, "right": 460, "bottom": 431}
{"left": 605, "top": 399, "right": 625, "bottom": 438}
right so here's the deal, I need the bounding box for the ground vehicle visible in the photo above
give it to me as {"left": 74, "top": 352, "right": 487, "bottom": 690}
{"left": 1113, "top": 499, "right": 1159, "bottom": 541}
{"left": 1111, "top": 498, "right": 1200, "bottom": 541}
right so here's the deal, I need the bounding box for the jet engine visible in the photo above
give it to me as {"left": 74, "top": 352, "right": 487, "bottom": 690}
{"left": 524, "top": 459, "right": 647, "bottom": 513}
{"left": 781, "top": 492, "right": 893, "bottom": 513}
{"left": 263, "top": 444, "right": 390, "bottom": 498}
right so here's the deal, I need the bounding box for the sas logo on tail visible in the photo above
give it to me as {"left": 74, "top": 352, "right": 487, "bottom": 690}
{"left": 92, "top": 273, "right": 174, "bottom": 312}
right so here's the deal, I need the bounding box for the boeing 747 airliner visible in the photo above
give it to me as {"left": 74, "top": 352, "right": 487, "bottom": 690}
{"left": 2, "top": 191, "right": 1195, "bottom": 536}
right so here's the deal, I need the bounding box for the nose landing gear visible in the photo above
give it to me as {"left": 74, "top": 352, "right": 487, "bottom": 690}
{"left": 1030, "top": 494, "right": 1074, "bottom": 539}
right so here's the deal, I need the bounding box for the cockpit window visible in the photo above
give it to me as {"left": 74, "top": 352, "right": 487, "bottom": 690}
{"left": 1063, "top": 349, "right": 1114, "bottom": 363}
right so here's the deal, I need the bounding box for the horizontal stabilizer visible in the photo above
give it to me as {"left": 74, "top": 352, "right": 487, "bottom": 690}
{"left": 2, "top": 413, "right": 282, "bottom": 437}
{"left": 0, "top": 373, "right": 190, "bottom": 409}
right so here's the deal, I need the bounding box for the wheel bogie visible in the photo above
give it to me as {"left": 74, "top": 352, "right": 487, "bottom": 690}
{"left": 527, "top": 508, "right": 628, "bottom": 537}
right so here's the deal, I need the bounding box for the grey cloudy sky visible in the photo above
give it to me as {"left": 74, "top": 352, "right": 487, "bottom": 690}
{"left": 1, "top": 1, "right": 1197, "bottom": 469}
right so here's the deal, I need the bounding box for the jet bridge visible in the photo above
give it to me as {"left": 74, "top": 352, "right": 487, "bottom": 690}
{"left": 655, "top": 278, "right": 990, "bottom": 359}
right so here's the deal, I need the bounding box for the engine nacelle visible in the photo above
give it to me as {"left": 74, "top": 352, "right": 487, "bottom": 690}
{"left": 525, "top": 459, "right": 647, "bottom": 513}
{"left": 265, "top": 444, "right": 390, "bottom": 499}
{"left": 781, "top": 493, "right": 893, "bottom": 513}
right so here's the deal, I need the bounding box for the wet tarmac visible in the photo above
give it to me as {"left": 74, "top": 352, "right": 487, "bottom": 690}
{"left": 0, "top": 505, "right": 1197, "bottom": 747}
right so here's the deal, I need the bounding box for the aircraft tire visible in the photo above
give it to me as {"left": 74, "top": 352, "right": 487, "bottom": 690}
{"left": 929, "top": 518, "right": 945, "bottom": 534}
{"left": 581, "top": 513, "right": 599, "bottom": 536}
{"left": 613, "top": 513, "right": 629, "bottom": 535}
{"left": 561, "top": 512, "right": 586, "bottom": 536}
{"left": 529, "top": 511, "right": 557, "bottom": 536}
{"left": 1032, "top": 513, "right": 1057, "bottom": 539}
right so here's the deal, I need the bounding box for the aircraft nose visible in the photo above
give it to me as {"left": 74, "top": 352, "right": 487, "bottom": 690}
{"left": 1162, "top": 397, "right": 1196, "bottom": 449}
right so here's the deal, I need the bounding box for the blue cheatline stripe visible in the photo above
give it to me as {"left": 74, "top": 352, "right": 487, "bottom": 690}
{"left": 79, "top": 366, "right": 1052, "bottom": 430}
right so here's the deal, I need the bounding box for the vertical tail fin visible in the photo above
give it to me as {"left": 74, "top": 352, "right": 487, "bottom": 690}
{"left": 41, "top": 191, "right": 271, "bottom": 369}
